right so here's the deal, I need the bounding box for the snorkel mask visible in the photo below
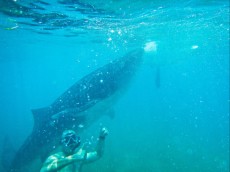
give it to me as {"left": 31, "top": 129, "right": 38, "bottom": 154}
{"left": 61, "top": 130, "right": 81, "bottom": 154}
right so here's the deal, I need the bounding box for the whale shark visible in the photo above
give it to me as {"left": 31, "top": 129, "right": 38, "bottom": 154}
{"left": 7, "top": 48, "right": 144, "bottom": 172}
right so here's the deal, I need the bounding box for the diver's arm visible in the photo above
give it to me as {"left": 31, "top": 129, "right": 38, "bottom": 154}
{"left": 85, "top": 128, "right": 108, "bottom": 163}
{"left": 40, "top": 153, "right": 84, "bottom": 172}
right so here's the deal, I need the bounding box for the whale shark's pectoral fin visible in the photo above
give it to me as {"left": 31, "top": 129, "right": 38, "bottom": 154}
{"left": 50, "top": 110, "right": 73, "bottom": 127}
{"left": 51, "top": 108, "right": 85, "bottom": 120}
{"left": 51, "top": 110, "right": 68, "bottom": 120}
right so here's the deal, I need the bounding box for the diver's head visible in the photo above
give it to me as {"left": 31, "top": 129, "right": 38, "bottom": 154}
{"left": 61, "top": 130, "right": 80, "bottom": 155}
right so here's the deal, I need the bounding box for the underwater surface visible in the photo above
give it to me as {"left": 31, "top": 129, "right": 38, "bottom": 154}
{"left": 0, "top": 0, "right": 229, "bottom": 171}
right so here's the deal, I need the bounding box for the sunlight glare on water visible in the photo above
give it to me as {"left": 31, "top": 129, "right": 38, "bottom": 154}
{"left": 144, "top": 41, "right": 158, "bottom": 52}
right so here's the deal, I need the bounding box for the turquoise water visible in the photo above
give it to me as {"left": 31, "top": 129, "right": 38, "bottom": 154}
{"left": 0, "top": 0, "right": 229, "bottom": 171}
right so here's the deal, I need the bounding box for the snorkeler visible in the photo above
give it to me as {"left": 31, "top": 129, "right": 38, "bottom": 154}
{"left": 40, "top": 127, "right": 108, "bottom": 172}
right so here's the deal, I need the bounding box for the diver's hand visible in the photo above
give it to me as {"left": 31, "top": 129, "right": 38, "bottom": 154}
{"left": 99, "top": 127, "right": 108, "bottom": 140}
